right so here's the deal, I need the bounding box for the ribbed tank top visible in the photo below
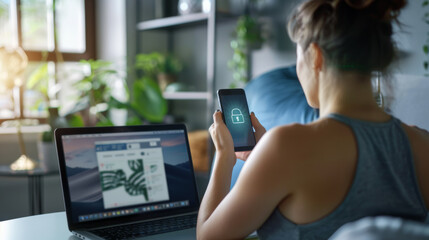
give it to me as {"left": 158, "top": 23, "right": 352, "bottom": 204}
{"left": 257, "top": 114, "right": 428, "bottom": 240}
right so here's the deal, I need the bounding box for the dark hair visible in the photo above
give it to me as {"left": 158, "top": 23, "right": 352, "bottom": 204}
{"left": 288, "top": 0, "right": 407, "bottom": 73}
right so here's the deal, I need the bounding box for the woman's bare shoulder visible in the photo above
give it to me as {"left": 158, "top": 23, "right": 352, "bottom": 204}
{"left": 251, "top": 119, "right": 356, "bottom": 193}
{"left": 249, "top": 123, "right": 318, "bottom": 169}
{"left": 260, "top": 119, "right": 354, "bottom": 164}
{"left": 401, "top": 124, "right": 429, "bottom": 154}
{"left": 267, "top": 119, "right": 351, "bottom": 146}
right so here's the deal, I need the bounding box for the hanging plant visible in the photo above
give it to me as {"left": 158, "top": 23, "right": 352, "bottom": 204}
{"left": 228, "top": 15, "right": 264, "bottom": 88}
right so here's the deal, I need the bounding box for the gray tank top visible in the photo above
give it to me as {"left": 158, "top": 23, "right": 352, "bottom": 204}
{"left": 257, "top": 113, "right": 428, "bottom": 240}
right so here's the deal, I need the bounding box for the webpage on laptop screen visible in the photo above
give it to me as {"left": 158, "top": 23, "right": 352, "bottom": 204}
{"left": 95, "top": 138, "right": 170, "bottom": 209}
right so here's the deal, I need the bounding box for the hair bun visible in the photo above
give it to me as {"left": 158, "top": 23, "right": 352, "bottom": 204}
{"left": 336, "top": 0, "right": 407, "bottom": 20}
{"left": 344, "top": 0, "right": 375, "bottom": 9}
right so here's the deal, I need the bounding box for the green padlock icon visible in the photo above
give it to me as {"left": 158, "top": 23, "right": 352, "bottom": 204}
{"left": 231, "top": 108, "right": 244, "bottom": 124}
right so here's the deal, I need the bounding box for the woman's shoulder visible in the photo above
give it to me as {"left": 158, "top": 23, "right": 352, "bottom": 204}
{"left": 249, "top": 118, "right": 357, "bottom": 196}
{"left": 400, "top": 124, "right": 429, "bottom": 162}
{"left": 401, "top": 124, "right": 429, "bottom": 143}
{"left": 259, "top": 119, "right": 356, "bottom": 166}
{"left": 267, "top": 118, "right": 352, "bottom": 147}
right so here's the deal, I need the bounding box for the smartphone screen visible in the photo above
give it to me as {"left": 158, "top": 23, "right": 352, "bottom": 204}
{"left": 217, "top": 89, "right": 256, "bottom": 151}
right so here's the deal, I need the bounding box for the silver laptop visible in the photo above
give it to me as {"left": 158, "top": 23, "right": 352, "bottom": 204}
{"left": 55, "top": 124, "right": 200, "bottom": 240}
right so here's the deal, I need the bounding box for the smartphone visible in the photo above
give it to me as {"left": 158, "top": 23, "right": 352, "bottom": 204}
{"left": 217, "top": 88, "right": 256, "bottom": 151}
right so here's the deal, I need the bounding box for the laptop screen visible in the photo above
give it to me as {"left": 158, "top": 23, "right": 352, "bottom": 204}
{"left": 55, "top": 125, "right": 200, "bottom": 228}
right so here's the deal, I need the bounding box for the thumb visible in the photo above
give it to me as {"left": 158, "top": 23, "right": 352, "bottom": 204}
{"left": 251, "top": 112, "right": 264, "bottom": 130}
{"left": 213, "top": 110, "right": 224, "bottom": 125}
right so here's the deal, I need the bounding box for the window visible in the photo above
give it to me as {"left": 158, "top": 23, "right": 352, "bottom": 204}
{"left": 1, "top": 0, "right": 95, "bottom": 60}
{"left": 0, "top": 0, "right": 95, "bottom": 121}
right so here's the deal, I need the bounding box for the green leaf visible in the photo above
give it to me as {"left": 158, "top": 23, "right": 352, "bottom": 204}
{"left": 42, "top": 131, "right": 54, "bottom": 142}
{"left": 96, "top": 119, "right": 114, "bottom": 127}
{"left": 126, "top": 116, "right": 142, "bottom": 126}
{"left": 67, "top": 114, "right": 85, "bottom": 127}
{"left": 424, "top": 61, "right": 429, "bottom": 70}
{"left": 131, "top": 77, "right": 167, "bottom": 123}
{"left": 423, "top": 0, "right": 429, "bottom": 7}
{"left": 424, "top": 45, "right": 429, "bottom": 55}
{"left": 27, "top": 63, "right": 49, "bottom": 89}
{"left": 0, "top": 3, "right": 7, "bottom": 17}
{"left": 108, "top": 96, "right": 131, "bottom": 109}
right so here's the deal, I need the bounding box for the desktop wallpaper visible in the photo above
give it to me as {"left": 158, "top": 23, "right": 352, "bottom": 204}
{"left": 61, "top": 131, "right": 198, "bottom": 223}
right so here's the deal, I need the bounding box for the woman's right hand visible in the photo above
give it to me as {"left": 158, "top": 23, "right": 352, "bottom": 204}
{"left": 235, "top": 112, "right": 266, "bottom": 161}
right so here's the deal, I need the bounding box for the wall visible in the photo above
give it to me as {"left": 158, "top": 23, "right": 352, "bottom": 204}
{"left": 96, "top": 0, "right": 126, "bottom": 63}
{"left": 96, "top": 0, "right": 128, "bottom": 126}
{"left": 393, "top": 0, "right": 428, "bottom": 75}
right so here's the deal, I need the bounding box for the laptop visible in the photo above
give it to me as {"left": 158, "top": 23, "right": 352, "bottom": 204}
{"left": 55, "top": 124, "right": 200, "bottom": 240}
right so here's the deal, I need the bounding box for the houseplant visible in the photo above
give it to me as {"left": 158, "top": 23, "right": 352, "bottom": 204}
{"left": 109, "top": 54, "right": 169, "bottom": 125}
{"left": 135, "top": 52, "right": 183, "bottom": 91}
{"left": 228, "top": 14, "right": 264, "bottom": 88}
{"left": 71, "top": 59, "right": 123, "bottom": 127}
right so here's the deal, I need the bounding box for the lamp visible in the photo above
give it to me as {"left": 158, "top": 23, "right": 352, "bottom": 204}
{"left": 0, "top": 46, "right": 38, "bottom": 171}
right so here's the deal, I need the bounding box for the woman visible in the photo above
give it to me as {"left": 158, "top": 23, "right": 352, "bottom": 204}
{"left": 197, "top": 0, "right": 429, "bottom": 239}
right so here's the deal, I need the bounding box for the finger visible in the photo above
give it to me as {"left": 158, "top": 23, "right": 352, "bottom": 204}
{"left": 250, "top": 112, "right": 265, "bottom": 131}
{"left": 213, "top": 110, "right": 223, "bottom": 125}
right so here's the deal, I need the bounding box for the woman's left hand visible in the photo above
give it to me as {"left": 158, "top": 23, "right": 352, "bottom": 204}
{"left": 235, "top": 112, "right": 266, "bottom": 161}
{"left": 209, "top": 110, "right": 236, "bottom": 162}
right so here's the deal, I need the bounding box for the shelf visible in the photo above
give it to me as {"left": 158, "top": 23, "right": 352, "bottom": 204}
{"left": 0, "top": 124, "right": 50, "bottom": 134}
{"left": 163, "top": 92, "right": 210, "bottom": 100}
{"left": 137, "top": 13, "right": 209, "bottom": 31}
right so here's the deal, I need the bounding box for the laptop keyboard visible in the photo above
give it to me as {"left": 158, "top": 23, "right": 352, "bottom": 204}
{"left": 90, "top": 214, "right": 197, "bottom": 240}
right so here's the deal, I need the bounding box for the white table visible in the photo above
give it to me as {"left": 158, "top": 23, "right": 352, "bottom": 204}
{"left": 0, "top": 212, "right": 77, "bottom": 240}
{"left": 0, "top": 212, "right": 260, "bottom": 240}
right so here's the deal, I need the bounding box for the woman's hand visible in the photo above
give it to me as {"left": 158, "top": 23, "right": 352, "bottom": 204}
{"left": 235, "top": 112, "right": 266, "bottom": 161}
{"left": 209, "top": 110, "right": 236, "bottom": 162}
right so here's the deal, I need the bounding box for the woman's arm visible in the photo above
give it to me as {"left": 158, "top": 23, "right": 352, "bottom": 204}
{"left": 197, "top": 112, "right": 294, "bottom": 240}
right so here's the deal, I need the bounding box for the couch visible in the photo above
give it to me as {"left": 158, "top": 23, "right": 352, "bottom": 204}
{"left": 227, "top": 65, "right": 429, "bottom": 238}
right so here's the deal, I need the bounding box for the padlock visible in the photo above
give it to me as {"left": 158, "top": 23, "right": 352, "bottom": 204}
{"left": 231, "top": 108, "right": 244, "bottom": 124}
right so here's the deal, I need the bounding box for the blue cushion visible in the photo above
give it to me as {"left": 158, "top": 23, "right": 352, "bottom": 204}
{"left": 229, "top": 65, "right": 319, "bottom": 189}
{"left": 245, "top": 65, "right": 319, "bottom": 131}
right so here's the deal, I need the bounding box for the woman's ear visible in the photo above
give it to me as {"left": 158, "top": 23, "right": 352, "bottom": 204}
{"left": 308, "top": 43, "right": 324, "bottom": 73}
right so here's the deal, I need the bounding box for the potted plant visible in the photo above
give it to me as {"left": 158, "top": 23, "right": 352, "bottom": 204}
{"left": 69, "top": 59, "right": 124, "bottom": 127}
{"left": 228, "top": 14, "right": 264, "bottom": 88}
{"left": 135, "top": 52, "right": 183, "bottom": 91}
{"left": 109, "top": 54, "right": 169, "bottom": 125}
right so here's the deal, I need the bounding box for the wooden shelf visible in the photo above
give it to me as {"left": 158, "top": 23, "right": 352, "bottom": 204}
{"left": 163, "top": 92, "right": 210, "bottom": 100}
{"left": 137, "top": 13, "right": 209, "bottom": 31}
